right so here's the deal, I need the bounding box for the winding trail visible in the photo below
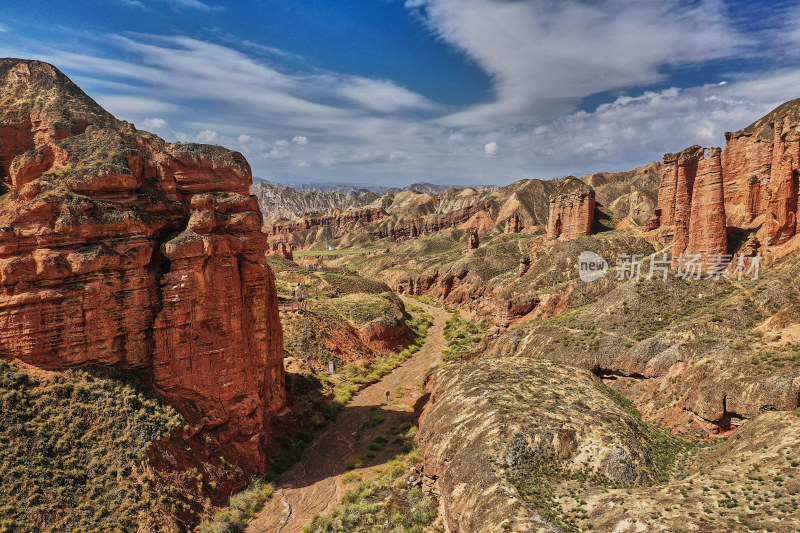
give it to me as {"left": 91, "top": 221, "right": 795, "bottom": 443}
{"left": 246, "top": 297, "right": 449, "bottom": 533}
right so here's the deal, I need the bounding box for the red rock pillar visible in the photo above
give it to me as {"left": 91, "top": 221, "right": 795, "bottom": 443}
{"left": 688, "top": 147, "right": 727, "bottom": 267}
{"left": 758, "top": 119, "right": 797, "bottom": 246}
{"left": 658, "top": 153, "right": 679, "bottom": 227}
{"left": 546, "top": 177, "right": 595, "bottom": 241}
{"left": 468, "top": 229, "right": 479, "bottom": 249}
{"left": 153, "top": 193, "right": 286, "bottom": 476}
{"left": 672, "top": 147, "right": 701, "bottom": 266}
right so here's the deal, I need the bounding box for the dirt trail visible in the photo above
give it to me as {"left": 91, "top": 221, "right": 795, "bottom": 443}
{"left": 246, "top": 297, "right": 450, "bottom": 533}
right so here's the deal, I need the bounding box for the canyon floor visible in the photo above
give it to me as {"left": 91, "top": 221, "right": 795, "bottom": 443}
{"left": 247, "top": 297, "right": 449, "bottom": 533}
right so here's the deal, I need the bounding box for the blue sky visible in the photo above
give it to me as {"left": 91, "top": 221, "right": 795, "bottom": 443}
{"left": 2, "top": 0, "right": 800, "bottom": 185}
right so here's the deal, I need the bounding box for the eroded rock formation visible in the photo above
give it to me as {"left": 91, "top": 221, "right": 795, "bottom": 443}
{"left": 644, "top": 99, "right": 800, "bottom": 262}
{"left": 642, "top": 146, "right": 727, "bottom": 267}
{"left": 468, "top": 229, "right": 479, "bottom": 249}
{"left": 0, "top": 59, "right": 285, "bottom": 476}
{"left": 580, "top": 161, "right": 662, "bottom": 228}
{"left": 546, "top": 177, "right": 596, "bottom": 240}
{"left": 505, "top": 213, "right": 522, "bottom": 233}
{"left": 418, "top": 358, "right": 667, "bottom": 532}
{"left": 278, "top": 242, "right": 294, "bottom": 260}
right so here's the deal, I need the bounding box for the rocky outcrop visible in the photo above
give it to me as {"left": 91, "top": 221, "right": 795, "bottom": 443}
{"left": 687, "top": 147, "right": 727, "bottom": 265}
{"left": 251, "top": 181, "right": 379, "bottom": 220}
{"left": 581, "top": 161, "right": 662, "bottom": 226}
{"left": 263, "top": 178, "right": 563, "bottom": 249}
{"left": 487, "top": 258, "right": 800, "bottom": 438}
{"left": 0, "top": 59, "right": 285, "bottom": 477}
{"left": 266, "top": 207, "right": 386, "bottom": 236}
{"left": 723, "top": 99, "right": 800, "bottom": 247}
{"left": 546, "top": 177, "right": 595, "bottom": 240}
{"left": 518, "top": 255, "right": 531, "bottom": 277}
{"left": 644, "top": 99, "right": 800, "bottom": 262}
{"left": 505, "top": 213, "right": 522, "bottom": 233}
{"left": 278, "top": 242, "right": 294, "bottom": 261}
{"left": 643, "top": 145, "right": 727, "bottom": 267}
{"left": 468, "top": 229, "right": 479, "bottom": 249}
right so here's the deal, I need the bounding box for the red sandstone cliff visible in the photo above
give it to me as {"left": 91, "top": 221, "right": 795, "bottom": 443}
{"left": 687, "top": 147, "right": 727, "bottom": 264}
{"left": 643, "top": 99, "right": 800, "bottom": 263}
{"left": 723, "top": 99, "right": 800, "bottom": 249}
{"left": 546, "top": 177, "right": 596, "bottom": 240}
{"left": 0, "top": 59, "right": 285, "bottom": 476}
{"left": 643, "top": 145, "right": 727, "bottom": 266}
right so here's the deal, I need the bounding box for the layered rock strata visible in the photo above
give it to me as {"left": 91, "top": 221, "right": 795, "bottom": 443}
{"left": 0, "top": 59, "right": 285, "bottom": 476}
{"left": 546, "top": 177, "right": 596, "bottom": 240}
{"left": 644, "top": 99, "right": 800, "bottom": 262}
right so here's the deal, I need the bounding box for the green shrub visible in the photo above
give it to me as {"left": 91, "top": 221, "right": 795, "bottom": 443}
{"left": 0, "top": 362, "right": 183, "bottom": 531}
{"left": 442, "top": 313, "right": 488, "bottom": 362}
{"left": 197, "top": 477, "right": 274, "bottom": 533}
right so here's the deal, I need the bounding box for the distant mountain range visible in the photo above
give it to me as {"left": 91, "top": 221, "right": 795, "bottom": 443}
{"left": 251, "top": 179, "right": 497, "bottom": 219}
{"left": 254, "top": 179, "right": 495, "bottom": 196}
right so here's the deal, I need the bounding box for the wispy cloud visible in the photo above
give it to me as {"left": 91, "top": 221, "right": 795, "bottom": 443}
{"left": 117, "top": 0, "right": 222, "bottom": 11}
{"left": 408, "top": 0, "right": 747, "bottom": 127}
{"left": 5, "top": 1, "right": 800, "bottom": 185}
{"left": 166, "top": 0, "right": 222, "bottom": 11}
{"left": 117, "top": 0, "right": 145, "bottom": 8}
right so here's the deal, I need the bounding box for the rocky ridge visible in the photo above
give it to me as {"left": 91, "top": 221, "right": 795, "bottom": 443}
{"left": 251, "top": 180, "right": 379, "bottom": 220}
{"left": 261, "top": 161, "right": 663, "bottom": 253}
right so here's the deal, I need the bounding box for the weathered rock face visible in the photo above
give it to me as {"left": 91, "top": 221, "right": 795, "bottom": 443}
{"left": 266, "top": 207, "right": 386, "bottom": 236}
{"left": 263, "top": 178, "right": 562, "bottom": 250}
{"left": 644, "top": 99, "right": 800, "bottom": 261}
{"left": 250, "top": 181, "right": 379, "bottom": 220}
{"left": 0, "top": 59, "right": 285, "bottom": 476}
{"left": 505, "top": 213, "right": 522, "bottom": 233}
{"left": 468, "top": 229, "right": 479, "bottom": 249}
{"left": 687, "top": 147, "right": 727, "bottom": 264}
{"left": 723, "top": 99, "right": 800, "bottom": 248}
{"left": 518, "top": 255, "right": 531, "bottom": 277}
{"left": 644, "top": 145, "right": 728, "bottom": 267}
{"left": 278, "top": 242, "right": 294, "bottom": 260}
{"left": 580, "top": 161, "right": 662, "bottom": 226}
{"left": 546, "top": 177, "right": 596, "bottom": 240}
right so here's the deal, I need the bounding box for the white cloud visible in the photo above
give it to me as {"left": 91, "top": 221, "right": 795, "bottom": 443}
{"left": 119, "top": 0, "right": 222, "bottom": 11}
{"left": 12, "top": 7, "right": 799, "bottom": 186}
{"left": 95, "top": 95, "right": 178, "bottom": 116}
{"left": 45, "top": 34, "right": 436, "bottom": 128}
{"left": 0, "top": 25, "right": 8, "bottom": 33}
{"left": 195, "top": 129, "right": 220, "bottom": 144}
{"left": 336, "top": 78, "right": 436, "bottom": 113}
{"left": 267, "top": 140, "right": 292, "bottom": 160}
{"left": 141, "top": 117, "right": 167, "bottom": 131}
{"left": 412, "top": 0, "right": 744, "bottom": 127}
{"left": 166, "top": 0, "right": 221, "bottom": 11}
